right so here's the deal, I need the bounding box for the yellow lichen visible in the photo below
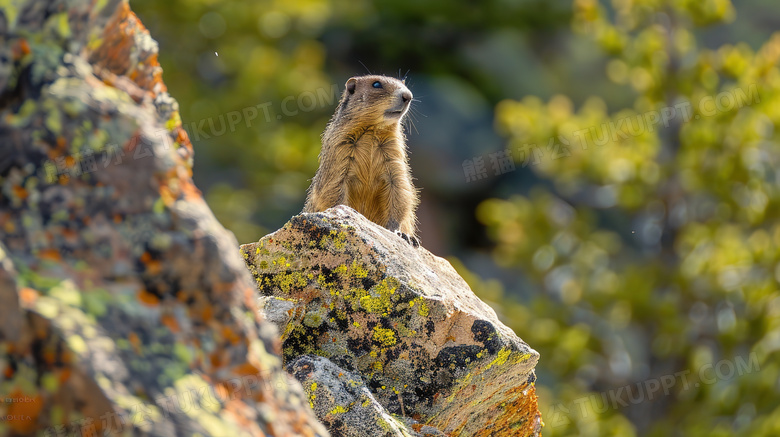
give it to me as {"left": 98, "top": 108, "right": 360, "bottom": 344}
{"left": 330, "top": 230, "right": 348, "bottom": 250}
{"left": 485, "top": 347, "right": 512, "bottom": 371}
{"left": 396, "top": 323, "right": 417, "bottom": 338}
{"left": 317, "top": 273, "right": 336, "bottom": 291}
{"left": 350, "top": 260, "right": 369, "bottom": 278}
{"left": 372, "top": 326, "right": 397, "bottom": 347}
{"left": 357, "top": 278, "right": 400, "bottom": 315}
{"left": 330, "top": 405, "right": 348, "bottom": 414}
{"left": 318, "top": 229, "right": 348, "bottom": 250}
{"left": 272, "top": 256, "right": 290, "bottom": 268}
{"left": 410, "top": 297, "right": 430, "bottom": 317}
{"left": 273, "top": 270, "right": 307, "bottom": 293}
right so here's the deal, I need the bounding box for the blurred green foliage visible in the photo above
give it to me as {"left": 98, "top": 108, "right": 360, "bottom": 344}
{"left": 130, "top": 0, "right": 780, "bottom": 435}
{"left": 479, "top": 0, "right": 780, "bottom": 435}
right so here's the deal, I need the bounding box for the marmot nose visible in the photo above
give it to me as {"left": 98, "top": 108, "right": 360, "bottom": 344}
{"left": 401, "top": 90, "right": 412, "bottom": 103}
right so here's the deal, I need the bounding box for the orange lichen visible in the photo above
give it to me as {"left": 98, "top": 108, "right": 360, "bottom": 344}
{"left": 233, "top": 362, "right": 261, "bottom": 377}
{"left": 19, "top": 287, "right": 39, "bottom": 305}
{"left": 12, "top": 185, "right": 28, "bottom": 200}
{"left": 128, "top": 332, "right": 142, "bottom": 354}
{"left": 6, "top": 390, "right": 43, "bottom": 433}
{"left": 161, "top": 314, "right": 180, "bottom": 333}
{"left": 38, "top": 249, "right": 61, "bottom": 261}
{"left": 449, "top": 382, "right": 541, "bottom": 437}
{"left": 138, "top": 289, "right": 160, "bottom": 306}
{"left": 57, "top": 368, "right": 72, "bottom": 383}
{"left": 222, "top": 326, "right": 241, "bottom": 345}
{"left": 210, "top": 351, "right": 225, "bottom": 368}
{"left": 176, "top": 127, "right": 189, "bottom": 144}
{"left": 147, "top": 259, "right": 162, "bottom": 275}
{"left": 12, "top": 38, "right": 31, "bottom": 58}
{"left": 160, "top": 185, "right": 176, "bottom": 206}
{"left": 200, "top": 305, "right": 213, "bottom": 321}
{"left": 180, "top": 179, "right": 202, "bottom": 200}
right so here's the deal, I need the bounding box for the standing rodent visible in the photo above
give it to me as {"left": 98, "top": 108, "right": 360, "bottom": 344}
{"left": 303, "top": 75, "right": 420, "bottom": 246}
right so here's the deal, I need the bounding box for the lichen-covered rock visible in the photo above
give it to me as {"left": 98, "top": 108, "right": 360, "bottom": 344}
{"left": 287, "top": 355, "right": 446, "bottom": 437}
{"left": 0, "top": 1, "right": 327, "bottom": 436}
{"left": 240, "top": 205, "right": 542, "bottom": 437}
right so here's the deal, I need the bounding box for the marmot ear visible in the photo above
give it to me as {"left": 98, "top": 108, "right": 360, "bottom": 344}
{"left": 346, "top": 78, "right": 357, "bottom": 94}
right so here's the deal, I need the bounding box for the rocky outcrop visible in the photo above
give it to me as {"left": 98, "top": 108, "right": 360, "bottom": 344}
{"left": 0, "top": 1, "right": 327, "bottom": 436}
{"left": 241, "top": 206, "right": 542, "bottom": 437}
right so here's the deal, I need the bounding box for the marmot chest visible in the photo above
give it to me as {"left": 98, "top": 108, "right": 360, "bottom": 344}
{"left": 344, "top": 134, "right": 402, "bottom": 223}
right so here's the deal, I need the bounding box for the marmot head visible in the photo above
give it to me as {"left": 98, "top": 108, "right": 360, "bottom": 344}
{"left": 336, "top": 75, "right": 413, "bottom": 127}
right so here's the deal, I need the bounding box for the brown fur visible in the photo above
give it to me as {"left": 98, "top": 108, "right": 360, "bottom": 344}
{"left": 303, "top": 75, "right": 419, "bottom": 240}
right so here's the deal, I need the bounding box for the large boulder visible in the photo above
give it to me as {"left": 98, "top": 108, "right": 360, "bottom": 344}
{"left": 241, "top": 206, "right": 542, "bottom": 437}
{"left": 0, "top": 1, "right": 327, "bottom": 436}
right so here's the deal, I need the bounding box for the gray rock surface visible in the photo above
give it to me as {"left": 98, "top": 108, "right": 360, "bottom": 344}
{"left": 287, "top": 355, "right": 441, "bottom": 437}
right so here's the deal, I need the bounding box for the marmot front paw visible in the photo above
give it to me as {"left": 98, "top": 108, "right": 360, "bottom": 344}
{"left": 395, "top": 230, "right": 420, "bottom": 248}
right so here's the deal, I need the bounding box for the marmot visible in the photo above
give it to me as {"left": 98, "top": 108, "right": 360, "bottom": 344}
{"left": 303, "top": 75, "right": 420, "bottom": 246}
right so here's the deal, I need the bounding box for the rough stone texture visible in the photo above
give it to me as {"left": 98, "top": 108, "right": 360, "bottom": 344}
{"left": 0, "top": 1, "right": 327, "bottom": 436}
{"left": 241, "top": 206, "right": 542, "bottom": 437}
{"left": 286, "top": 355, "right": 446, "bottom": 437}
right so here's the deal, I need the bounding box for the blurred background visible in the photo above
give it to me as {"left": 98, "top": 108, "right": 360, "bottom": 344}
{"left": 131, "top": 0, "right": 780, "bottom": 435}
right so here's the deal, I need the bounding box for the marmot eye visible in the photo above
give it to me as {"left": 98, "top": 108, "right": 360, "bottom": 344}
{"left": 372, "top": 81, "right": 382, "bottom": 89}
